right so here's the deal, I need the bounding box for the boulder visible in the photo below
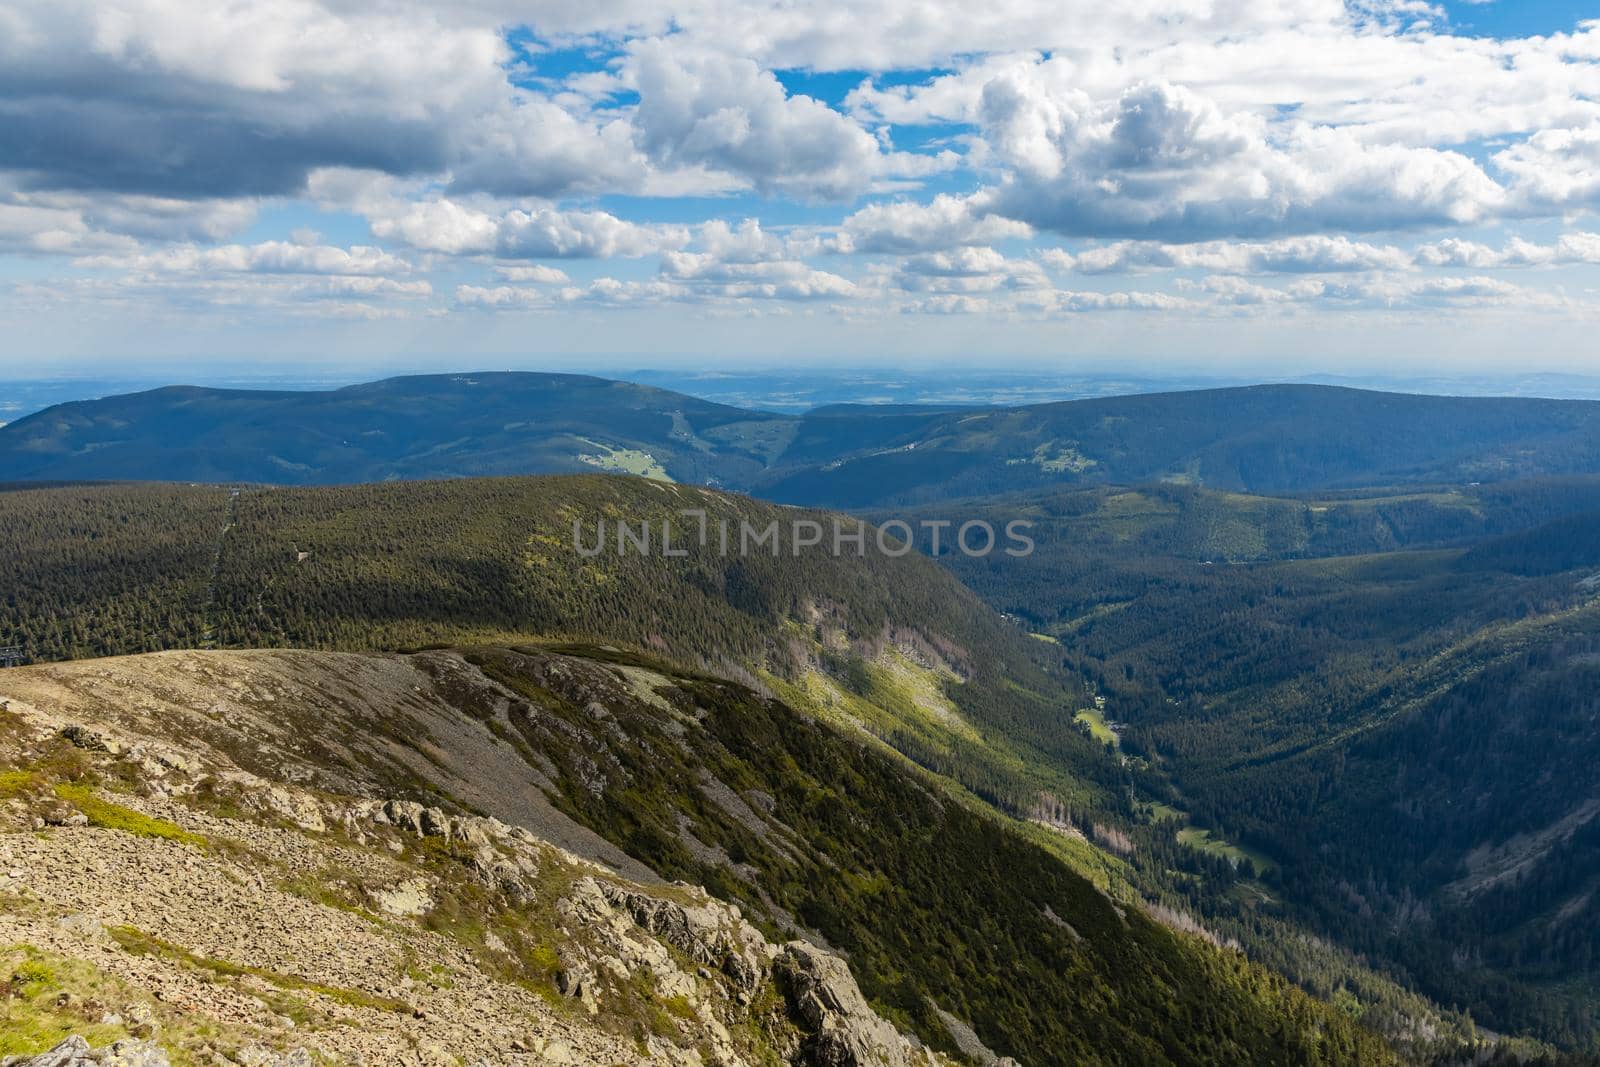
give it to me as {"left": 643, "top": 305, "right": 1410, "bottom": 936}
{"left": 60, "top": 726, "right": 122, "bottom": 757}
{"left": 1, "top": 1037, "right": 169, "bottom": 1067}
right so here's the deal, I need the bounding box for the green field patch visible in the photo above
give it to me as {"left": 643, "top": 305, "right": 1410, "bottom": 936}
{"left": 1074, "top": 708, "right": 1118, "bottom": 749}
{"left": 573, "top": 438, "right": 673, "bottom": 481}
{"left": 1176, "top": 826, "right": 1277, "bottom": 876}
{"left": 1140, "top": 801, "right": 1186, "bottom": 823}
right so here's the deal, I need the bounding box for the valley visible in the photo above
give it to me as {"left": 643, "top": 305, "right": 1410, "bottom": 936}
{"left": 891, "top": 479, "right": 1600, "bottom": 1051}
{"left": 0, "top": 642, "right": 1395, "bottom": 1066}
{"left": 11, "top": 0, "right": 1600, "bottom": 1058}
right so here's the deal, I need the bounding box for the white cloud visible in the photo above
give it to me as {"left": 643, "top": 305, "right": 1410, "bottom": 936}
{"left": 8, "top": 0, "right": 1600, "bottom": 357}
{"left": 891, "top": 247, "right": 1050, "bottom": 293}
{"left": 697, "top": 218, "right": 788, "bottom": 262}
{"left": 494, "top": 264, "right": 573, "bottom": 284}
{"left": 1179, "top": 271, "right": 1535, "bottom": 309}
{"left": 660, "top": 252, "right": 858, "bottom": 299}
{"left": 77, "top": 241, "right": 413, "bottom": 276}
{"left": 624, "top": 39, "right": 887, "bottom": 200}
{"left": 828, "top": 194, "right": 1034, "bottom": 254}
{"left": 1494, "top": 124, "right": 1600, "bottom": 211}
{"left": 1416, "top": 232, "right": 1600, "bottom": 268}
{"left": 370, "top": 201, "right": 687, "bottom": 259}
{"left": 1052, "top": 235, "right": 1414, "bottom": 274}
{"left": 455, "top": 284, "right": 551, "bottom": 308}
{"left": 974, "top": 78, "right": 1505, "bottom": 240}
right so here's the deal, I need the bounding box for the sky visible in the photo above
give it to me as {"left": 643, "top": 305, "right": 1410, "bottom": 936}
{"left": 5, "top": 0, "right": 1600, "bottom": 377}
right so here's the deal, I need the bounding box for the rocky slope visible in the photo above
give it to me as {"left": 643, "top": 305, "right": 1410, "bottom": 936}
{"left": 0, "top": 654, "right": 954, "bottom": 1066}
{"left": 0, "top": 646, "right": 1392, "bottom": 1066}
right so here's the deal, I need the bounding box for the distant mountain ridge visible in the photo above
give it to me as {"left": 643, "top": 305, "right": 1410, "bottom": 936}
{"left": 6, "top": 372, "right": 1600, "bottom": 503}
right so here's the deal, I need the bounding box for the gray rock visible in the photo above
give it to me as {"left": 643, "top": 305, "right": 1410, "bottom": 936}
{"left": 417, "top": 806, "right": 453, "bottom": 838}
{"left": 599, "top": 881, "right": 769, "bottom": 994}
{"left": 777, "top": 942, "right": 919, "bottom": 1067}
{"left": 1, "top": 1037, "right": 169, "bottom": 1067}
{"left": 380, "top": 800, "right": 455, "bottom": 839}
{"left": 1, "top": 1036, "right": 91, "bottom": 1067}
{"left": 60, "top": 726, "right": 122, "bottom": 756}
{"left": 98, "top": 1042, "right": 169, "bottom": 1067}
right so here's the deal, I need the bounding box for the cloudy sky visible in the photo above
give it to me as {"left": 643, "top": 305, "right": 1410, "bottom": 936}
{"left": 4, "top": 0, "right": 1600, "bottom": 375}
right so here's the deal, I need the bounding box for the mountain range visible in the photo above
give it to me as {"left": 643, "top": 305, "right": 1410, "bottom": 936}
{"left": 8, "top": 373, "right": 1600, "bottom": 502}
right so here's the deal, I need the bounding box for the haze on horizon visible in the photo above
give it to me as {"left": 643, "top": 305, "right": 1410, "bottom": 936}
{"left": 4, "top": 0, "right": 1600, "bottom": 375}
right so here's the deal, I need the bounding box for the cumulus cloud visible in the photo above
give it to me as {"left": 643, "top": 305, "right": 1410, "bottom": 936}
{"left": 77, "top": 241, "right": 414, "bottom": 276}
{"left": 891, "top": 247, "right": 1049, "bottom": 293}
{"left": 1494, "top": 124, "right": 1600, "bottom": 211}
{"left": 0, "top": 1, "right": 504, "bottom": 198}
{"left": 370, "top": 201, "right": 687, "bottom": 259}
{"left": 7, "top": 0, "right": 1600, "bottom": 343}
{"left": 974, "top": 78, "right": 1506, "bottom": 240}
{"left": 660, "top": 252, "right": 857, "bottom": 300}
{"left": 1416, "top": 233, "right": 1600, "bottom": 268}
{"left": 1178, "top": 272, "right": 1535, "bottom": 309}
{"left": 1051, "top": 235, "right": 1414, "bottom": 274}
{"left": 494, "top": 264, "right": 573, "bottom": 284}
{"left": 827, "top": 195, "right": 1033, "bottom": 254}
{"left": 625, "top": 40, "right": 887, "bottom": 200}
{"left": 455, "top": 284, "right": 552, "bottom": 308}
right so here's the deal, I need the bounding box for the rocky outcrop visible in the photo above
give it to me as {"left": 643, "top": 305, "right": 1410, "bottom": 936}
{"left": 59, "top": 725, "right": 123, "bottom": 757}
{"left": 2, "top": 1037, "right": 168, "bottom": 1067}
{"left": 599, "top": 881, "right": 771, "bottom": 996}
{"left": 776, "top": 942, "right": 939, "bottom": 1067}
{"left": 556, "top": 877, "right": 945, "bottom": 1067}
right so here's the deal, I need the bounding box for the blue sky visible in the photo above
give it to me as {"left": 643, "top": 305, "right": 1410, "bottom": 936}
{"left": 4, "top": 0, "right": 1600, "bottom": 377}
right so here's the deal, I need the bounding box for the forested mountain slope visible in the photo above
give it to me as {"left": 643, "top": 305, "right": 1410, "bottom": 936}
{"left": 0, "top": 475, "right": 1119, "bottom": 818}
{"left": 756, "top": 386, "right": 1600, "bottom": 506}
{"left": 7, "top": 375, "right": 1600, "bottom": 503}
{"left": 895, "top": 479, "right": 1600, "bottom": 1052}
